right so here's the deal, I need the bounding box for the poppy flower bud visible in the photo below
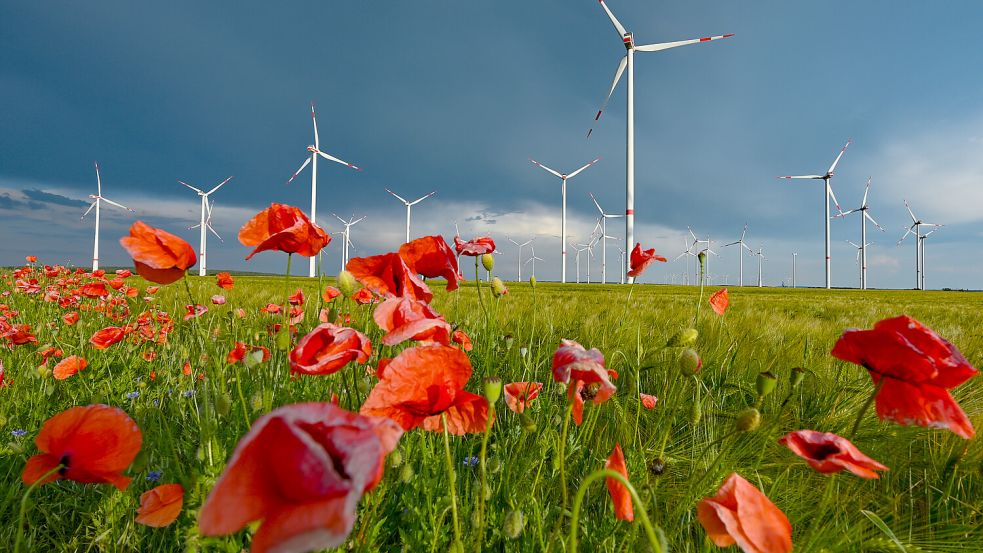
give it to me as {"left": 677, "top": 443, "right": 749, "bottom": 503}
{"left": 389, "top": 449, "right": 403, "bottom": 468}
{"left": 488, "top": 456, "right": 503, "bottom": 474}
{"left": 666, "top": 328, "right": 699, "bottom": 347}
{"left": 519, "top": 411, "right": 537, "bottom": 433}
{"left": 399, "top": 463, "right": 414, "bottom": 483}
{"left": 249, "top": 393, "right": 263, "bottom": 412}
{"left": 481, "top": 253, "right": 495, "bottom": 272}
{"left": 503, "top": 510, "right": 526, "bottom": 539}
{"left": 678, "top": 348, "right": 702, "bottom": 375}
{"left": 755, "top": 371, "right": 778, "bottom": 398}
{"left": 503, "top": 334, "right": 514, "bottom": 350}
{"left": 37, "top": 365, "right": 51, "bottom": 379}
{"left": 337, "top": 270, "right": 358, "bottom": 298}
{"left": 735, "top": 407, "right": 761, "bottom": 432}
{"left": 648, "top": 458, "right": 666, "bottom": 476}
{"left": 483, "top": 376, "right": 503, "bottom": 404}
{"left": 519, "top": 346, "right": 528, "bottom": 358}
{"left": 215, "top": 393, "right": 232, "bottom": 417}
{"left": 689, "top": 399, "right": 702, "bottom": 425}
{"left": 790, "top": 366, "right": 807, "bottom": 389}
{"left": 698, "top": 251, "right": 707, "bottom": 274}
{"left": 529, "top": 276, "right": 536, "bottom": 288}
{"left": 491, "top": 277, "right": 508, "bottom": 297}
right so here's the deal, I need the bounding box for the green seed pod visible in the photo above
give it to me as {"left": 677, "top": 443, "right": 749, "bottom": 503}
{"left": 755, "top": 371, "right": 778, "bottom": 398}
{"left": 399, "top": 463, "right": 415, "bottom": 483}
{"left": 529, "top": 276, "right": 536, "bottom": 288}
{"left": 215, "top": 393, "right": 232, "bottom": 418}
{"left": 337, "top": 270, "right": 358, "bottom": 298}
{"left": 678, "top": 348, "right": 702, "bottom": 375}
{"left": 37, "top": 365, "right": 51, "bottom": 379}
{"left": 389, "top": 449, "right": 403, "bottom": 468}
{"left": 503, "top": 510, "right": 526, "bottom": 539}
{"left": 666, "top": 328, "right": 699, "bottom": 347}
{"left": 735, "top": 407, "right": 761, "bottom": 432}
{"left": 503, "top": 334, "right": 514, "bottom": 350}
{"left": 689, "top": 398, "right": 702, "bottom": 425}
{"left": 483, "top": 376, "right": 503, "bottom": 404}
{"left": 481, "top": 253, "right": 495, "bottom": 272}
{"left": 491, "top": 277, "right": 508, "bottom": 297}
{"left": 790, "top": 367, "right": 807, "bottom": 389}
{"left": 274, "top": 329, "right": 291, "bottom": 351}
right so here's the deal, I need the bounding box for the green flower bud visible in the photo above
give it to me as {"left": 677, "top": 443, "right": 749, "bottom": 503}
{"left": 755, "top": 371, "right": 778, "bottom": 398}
{"left": 689, "top": 399, "right": 702, "bottom": 425}
{"left": 491, "top": 277, "right": 508, "bottom": 297}
{"left": 529, "top": 276, "right": 536, "bottom": 288}
{"left": 399, "top": 463, "right": 415, "bottom": 483}
{"left": 215, "top": 393, "right": 232, "bottom": 417}
{"left": 37, "top": 365, "right": 51, "bottom": 379}
{"left": 735, "top": 407, "right": 761, "bottom": 432}
{"left": 337, "top": 270, "right": 358, "bottom": 298}
{"left": 790, "top": 367, "right": 807, "bottom": 389}
{"left": 481, "top": 253, "right": 495, "bottom": 272}
{"left": 274, "top": 329, "right": 291, "bottom": 351}
{"left": 698, "top": 251, "right": 707, "bottom": 274}
{"left": 503, "top": 510, "right": 526, "bottom": 539}
{"left": 389, "top": 449, "right": 403, "bottom": 468}
{"left": 487, "top": 456, "right": 503, "bottom": 474}
{"left": 678, "top": 348, "right": 702, "bottom": 375}
{"left": 503, "top": 334, "right": 514, "bottom": 350}
{"left": 666, "top": 328, "right": 699, "bottom": 347}
{"left": 483, "top": 376, "right": 503, "bottom": 404}
{"left": 520, "top": 412, "right": 537, "bottom": 433}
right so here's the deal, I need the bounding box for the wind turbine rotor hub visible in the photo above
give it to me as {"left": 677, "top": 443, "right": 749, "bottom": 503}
{"left": 306, "top": 145, "right": 317, "bottom": 152}
{"left": 623, "top": 32, "right": 634, "bottom": 49}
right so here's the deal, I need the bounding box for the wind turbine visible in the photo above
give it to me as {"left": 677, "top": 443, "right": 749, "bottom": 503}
{"left": 82, "top": 162, "right": 134, "bottom": 272}
{"left": 918, "top": 227, "right": 941, "bottom": 290}
{"left": 722, "top": 224, "right": 755, "bottom": 287}
{"left": 755, "top": 246, "right": 766, "bottom": 287}
{"left": 529, "top": 157, "right": 600, "bottom": 283}
{"left": 688, "top": 227, "right": 715, "bottom": 283}
{"left": 792, "top": 252, "right": 797, "bottom": 288}
{"left": 778, "top": 139, "right": 852, "bottom": 289}
{"left": 616, "top": 246, "right": 626, "bottom": 284}
{"left": 333, "top": 213, "right": 366, "bottom": 273}
{"left": 286, "top": 102, "right": 362, "bottom": 278}
{"left": 834, "top": 177, "right": 884, "bottom": 290}
{"left": 898, "top": 200, "right": 941, "bottom": 290}
{"left": 179, "top": 176, "right": 232, "bottom": 276}
{"left": 385, "top": 188, "right": 435, "bottom": 244}
{"left": 508, "top": 237, "right": 535, "bottom": 282}
{"left": 674, "top": 236, "right": 696, "bottom": 285}
{"left": 524, "top": 246, "right": 544, "bottom": 280}
{"left": 589, "top": 1, "right": 733, "bottom": 278}
{"left": 189, "top": 199, "right": 223, "bottom": 251}
{"left": 589, "top": 192, "right": 624, "bottom": 284}
{"left": 845, "top": 240, "right": 874, "bottom": 288}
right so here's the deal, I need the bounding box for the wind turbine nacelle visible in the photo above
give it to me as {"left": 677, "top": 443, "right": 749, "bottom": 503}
{"left": 306, "top": 145, "right": 317, "bottom": 152}
{"left": 88, "top": 194, "right": 98, "bottom": 199}
{"left": 623, "top": 32, "right": 634, "bottom": 49}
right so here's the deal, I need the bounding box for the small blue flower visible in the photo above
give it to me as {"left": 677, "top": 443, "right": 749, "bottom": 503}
{"left": 12, "top": 429, "right": 27, "bottom": 437}
{"left": 152, "top": 399, "right": 160, "bottom": 407}
{"left": 462, "top": 456, "right": 479, "bottom": 467}
{"left": 126, "top": 391, "right": 140, "bottom": 399}
{"left": 183, "top": 390, "right": 195, "bottom": 398}
{"left": 146, "top": 470, "right": 163, "bottom": 482}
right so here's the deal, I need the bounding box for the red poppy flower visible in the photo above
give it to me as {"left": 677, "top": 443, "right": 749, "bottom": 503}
{"left": 626, "top": 243, "right": 667, "bottom": 278}
{"left": 136, "top": 483, "right": 184, "bottom": 527}
{"left": 779, "top": 430, "right": 888, "bottom": 479}
{"left": 453, "top": 236, "right": 496, "bottom": 257}
{"left": 90, "top": 326, "right": 127, "bottom": 349}
{"left": 352, "top": 287, "right": 375, "bottom": 305}
{"left": 183, "top": 304, "right": 208, "bottom": 321}
{"left": 322, "top": 286, "right": 341, "bottom": 302}
{"left": 80, "top": 282, "right": 110, "bottom": 298}
{"left": 146, "top": 286, "right": 160, "bottom": 295}
{"left": 567, "top": 379, "right": 617, "bottom": 426}
{"left": 451, "top": 329, "right": 473, "bottom": 352}
{"left": 227, "top": 342, "right": 271, "bottom": 365}
{"left": 288, "top": 289, "right": 305, "bottom": 306}
{"left": 26, "top": 255, "right": 37, "bottom": 263}
{"left": 605, "top": 444, "right": 634, "bottom": 521}
{"left": 4, "top": 324, "right": 38, "bottom": 346}
{"left": 53, "top": 355, "right": 88, "bottom": 380}
{"left": 639, "top": 393, "right": 658, "bottom": 410}
{"left": 62, "top": 311, "right": 80, "bottom": 326}
{"left": 198, "top": 402, "right": 403, "bottom": 552}
{"left": 398, "top": 235, "right": 462, "bottom": 291}
{"left": 22, "top": 404, "right": 142, "bottom": 491}
{"left": 211, "top": 294, "right": 226, "bottom": 305}
{"left": 504, "top": 382, "right": 542, "bottom": 414}
{"left": 0, "top": 359, "right": 7, "bottom": 388}
{"left": 346, "top": 253, "right": 432, "bottom": 303}
{"left": 119, "top": 221, "right": 197, "bottom": 285}
{"left": 239, "top": 203, "right": 330, "bottom": 260}
{"left": 372, "top": 296, "right": 451, "bottom": 347}
{"left": 552, "top": 339, "right": 615, "bottom": 389}
{"left": 710, "top": 288, "right": 729, "bottom": 316}
{"left": 831, "top": 315, "right": 978, "bottom": 439}
{"left": 289, "top": 323, "right": 372, "bottom": 376}
{"left": 360, "top": 344, "right": 490, "bottom": 435}
{"left": 216, "top": 272, "right": 235, "bottom": 290}
{"left": 697, "top": 473, "right": 793, "bottom": 553}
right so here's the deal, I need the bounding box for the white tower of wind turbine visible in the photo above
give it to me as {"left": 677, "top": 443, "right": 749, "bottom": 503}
{"left": 508, "top": 237, "right": 534, "bottom": 282}
{"left": 834, "top": 177, "right": 884, "bottom": 290}
{"left": 778, "top": 139, "right": 851, "bottom": 289}
{"left": 82, "top": 162, "right": 134, "bottom": 272}
{"left": 589, "top": 192, "right": 624, "bottom": 284}
{"left": 588, "top": 1, "right": 733, "bottom": 279}
{"left": 755, "top": 246, "right": 766, "bottom": 287}
{"left": 385, "top": 188, "right": 435, "bottom": 245}
{"left": 898, "top": 200, "right": 942, "bottom": 290}
{"left": 333, "top": 213, "right": 366, "bottom": 273}
{"left": 286, "top": 103, "right": 362, "bottom": 278}
{"left": 179, "top": 176, "right": 232, "bottom": 276}
{"left": 918, "top": 227, "right": 941, "bottom": 291}
{"left": 616, "top": 246, "right": 626, "bottom": 284}
{"left": 529, "top": 157, "right": 600, "bottom": 283}
{"left": 189, "top": 199, "right": 223, "bottom": 262}
{"left": 723, "top": 224, "right": 754, "bottom": 287}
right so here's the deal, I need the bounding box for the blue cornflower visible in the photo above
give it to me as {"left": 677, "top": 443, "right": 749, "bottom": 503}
{"left": 126, "top": 391, "right": 140, "bottom": 399}
{"left": 12, "top": 429, "right": 27, "bottom": 437}
{"left": 146, "top": 470, "right": 163, "bottom": 482}
{"left": 183, "top": 390, "right": 195, "bottom": 398}
{"left": 152, "top": 399, "right": 160, "bottom": 407}
{"left": 462, "top": 456, "right": 479, "bottom": 467}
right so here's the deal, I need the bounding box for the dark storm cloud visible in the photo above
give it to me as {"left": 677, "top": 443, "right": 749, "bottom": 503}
{"left": 21, "top": 188, "right": 88, "bottom": 208}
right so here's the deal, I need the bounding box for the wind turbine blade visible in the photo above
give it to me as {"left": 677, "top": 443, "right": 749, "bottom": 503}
{"left": 94, "top": 161, "right": 102, "bottom": 196}
{"left": 688, "top": 227, "right": 697, "bottom": 241}
{"left": 834, "top": 208, "right": 859, "bottom": 218}
{"left": 286, "top": 157, "right": 312, "bottom": 184}
{"left": 635, "top": 33, "right": 735, "bottom": 52}
{"left": 740, "top": 224, "right": 747, "bottom": 241}
{"left": 82, "top": 201, "right": 97, "bottom": 219}
{"left": 351, "top": 216, "right": 366, "bottom": 225}
{"left": 385, "top": 188, "right": 408, "bottom": 204}
{"left": 311, "top": 102, "right": 319, "bottom": 149}
{"left": 566, "top": 157, "right": 601, "bottom": 179}
{"left": 898, "top": 225, "right": 915, "bottom": 245}
{"left": 207, "top": 223, "right": 223, "bottom": 242}
{"left": 826, "top": 139, "right": 852, "bottom": 175}
{"left": 410, "top": 191, "right": 436, "bottom": 205}
{"left": 722, "top": 240, "right": 740, "bottom": 247}
{"left": 597, "top": 0, "right": 628, "bottom": 37}
{"left": 778, "top": 175, "right": 824, "bottom": 180}
{"left": 206, "top": 176, "right": 233, "bottom": 195}
{"left": 588, "top": 55, "right": 627, "bottom": 139}
{"left": 178, "top": 180, "right": 204, "bottom": 194}
{"left": 529, "top": 158, "right": 563, "bottom": 179}
{"left": 589, "top": 192, "right": 604, "bottom": 215}
{"left": 332, "top": 212, "right": 347, "bottom": 224}
{"left": 847, "top": 240, "right": 861, "bottom": 248}
{"left": 862, "top": 177, "right": 871, "bottom": 207}
{"left": 508, "top": 238, "right": 519, "bottom": 246}
{"left": 101, "top": 197, "right": 134, "bottom": 212}
{"left": 317, "top": 150, "right": 362, "bottom": 171}
{"left": 827, "top": 185, "right": 843, "bottom": 213}
{"left": 904, "top": 200, "right": 918, "bottom": 224}
{"left": 864, "top": 211, "right": 884, "bottom": 231}
{"left": 742, "top": 243, "right": 754, "bottom": 253}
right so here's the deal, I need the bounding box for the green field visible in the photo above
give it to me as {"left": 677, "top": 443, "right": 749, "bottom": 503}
{"left": 1, "top": 272, "right": 981, "bottom": 552}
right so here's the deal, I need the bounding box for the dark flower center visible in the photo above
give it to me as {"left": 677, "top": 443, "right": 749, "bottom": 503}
{"left": 805, "top": 443, "right": 841, "bottom": 460}
{"left": 58, "top": 454, "right": 70, "bottom": 475}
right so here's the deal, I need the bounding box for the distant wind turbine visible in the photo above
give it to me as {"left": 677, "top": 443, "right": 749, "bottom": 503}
{"left": 82, "top": 162, "right": 134, "bottom": 272}
{"left": 898, "top": 200, "right": 942, "bottom": 290}
{"left": 179, "top": 176, "right": 232, "bottom": 276}
{"left": 589, "top": 192, "right": 624, "bottom": 284}
{"left": 755, "top": 246, "right": 766, "bottom": 287}
{"left": 723, "top": 224, "right": 754, "bottom": 286}
{"left": 778, "top": 139, "right": 852, "bottom": 289}
{"left": 834, "top": 177, "right": 884, "bottom": 290}
{"left": 286, "top": 102, "right": 362, "bottom": 278}
{"left": 524, "top": 246, "right": 544, "bottom": 279}
{"left": 508, "top": 237, "right": 534, "bottom": 282}
{"left": 333, "top": 213, "right": 366, "bottom": 272}
{"left": 385, "top": 188, "right": 435, "bottom": 244}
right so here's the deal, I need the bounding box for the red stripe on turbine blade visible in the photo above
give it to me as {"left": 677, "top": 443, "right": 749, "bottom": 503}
{"left": 587, "top": 129, "right": 593, "bottom": 139}
{"left": 595, "top": 111, "right": 602, "bottom": 121}
{"left": 700, "top": 37, "right": 711, "bottom": 42}
{"left": 723, "top": 34, "right": 735, "bottom": 38}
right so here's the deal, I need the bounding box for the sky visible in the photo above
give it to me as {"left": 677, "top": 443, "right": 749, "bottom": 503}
{"left": 2, "top": 1, "right": 982, "bottom": 289}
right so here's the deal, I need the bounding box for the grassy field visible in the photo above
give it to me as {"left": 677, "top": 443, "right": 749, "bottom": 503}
{"left": 1, "top": 270, "right": 981, "bottom": 552}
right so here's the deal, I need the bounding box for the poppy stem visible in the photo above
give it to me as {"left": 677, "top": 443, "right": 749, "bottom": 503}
{"left": 849, "top": 378, "right": 885, "bottom": 440}
{"left": 474, "top": 257, "right": 488, "bottom": 321}
{"left": 441, "top": 414, "right": 462, "bottom": 545}
{"left": 619, "top": 281, "right": 636, "bottom": 324}
{"left": 559, "top": 401, "right": 573, "bottom": 510}
{"left": 568, "top": 469, "right": 663, "bottom": 553}
{"left": 476, "top": 403, "right": 495, "bottom": 550}
{"left": 15, "top": 464, "right": 64, "bottom": 553}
